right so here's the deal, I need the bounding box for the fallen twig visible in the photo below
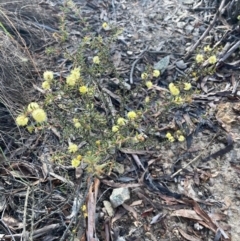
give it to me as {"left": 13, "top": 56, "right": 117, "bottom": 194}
{"left": 129, "top": 46, "right": 148, "bottom": 84}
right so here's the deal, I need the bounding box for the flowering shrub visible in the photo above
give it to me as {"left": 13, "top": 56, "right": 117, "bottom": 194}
{"left": 15, "top": 28, "right": 218, "bottom": 175}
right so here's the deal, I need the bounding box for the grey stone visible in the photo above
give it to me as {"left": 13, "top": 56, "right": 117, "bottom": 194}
{"left": 176, "top": 60, "right": 187, "bottom": 69}
{"left": 177, "top": 21, "right": 185, "bottom": 29}
{"left": 116, "top": 237, "right": 126, "bottom": 241}
{"left": 182, "top": 0, "right": 194, "bottom": 4}
{"left": 185, "top": 25, "right": 194, "bottom": 34}
{"left": 110, "top": 187, "right": 130, "bottom": 208}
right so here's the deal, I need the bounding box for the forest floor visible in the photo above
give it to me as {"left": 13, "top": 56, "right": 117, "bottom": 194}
{"left": 0, "top": 0, "right": 240, "bottom": 241}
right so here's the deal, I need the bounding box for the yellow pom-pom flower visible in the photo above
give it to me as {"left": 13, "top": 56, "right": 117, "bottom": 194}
{"left": 153, "top": 70, "right": 160, "bottom": 77}
{"left": 71, "top": 158, "right": 80, "bottom": 168}
{"left": 42, "top": 81, "right": 51, "bottom": 90}
{"left": 82, "top": 205, "right": 88, "bottom": 218}
{"left": 32, "top": 108, "right": 47, "bottom": 123}
{"left": 183, "top": 82, "right": 192, "bottom": 91}
{"left": 68, "top": 143, "right": 78, "bottom": 153}
{"left": 174, "top": 96, "right": 183, "bottom": 104}
{"left": 43, "top": 71, "right": 54, "bottom": 82}
{"left": 95, "top": 140, "right": 101, "bottom": 146}
{"left": 127, "top": 111, "right": 137, "bottom": 120}
{"left": 169, "top": 83, "right": 180, "bottom": 96}
{"left": 117, "top": 117, "right": 127, "bottom": 126}
{"left": 75, "top": 122, "right": 81, "bottom": 128}
{"left": 102, "top": 22, "right": 109, "bottom": 30}
{"left": 166, "top": 132, "right": 174, "bottom": 142}
{"left": 145, "top": 81, "right": 153, "bottom": 89}
{"left": 112, "top": 125, "right": 119, "bottom": 133}
{"left": 73, "top": 118, "right": 79, "bottom": 123}
{"left": 141, "top": 72, "right": 148, "bottom": 80}
{"left": 208, "top": 55, "right": 217, "bottom": 64}
{"left": 145, "top": 96, "right": 150, "bottom": 103}
{"left": 204, "top": 45, "right": 212, "bottom": 52}
{"left": 166, "top": 132, "right": 172, "bottom": 138}
{"left": 79, "top": 86, "right": 88, "bottom": 94}
{"left": 66, "top": 75, "right": 76, "bottom": 86}
{"left": 16, "top": 114, "right": 29, "bottom": 126}
{"left": 70, "top": 67, "right": 81, "bottom": 79}
{"left": 74, "top": 122, "right": 81, "bottom": 128}
{"left": 77, "top": 155, "right": 82, "bottom": 161}
{"left": 178, "top": 135, "right": 185, "bottom": 142}
{"left": 195, "top": 54, "right": 204, "bottom": 63}
{"left": 27, "top": 102, "right": 39, "bottom": 112}
{"left": 93, "top": 56, "right": 100, "bottom": 64}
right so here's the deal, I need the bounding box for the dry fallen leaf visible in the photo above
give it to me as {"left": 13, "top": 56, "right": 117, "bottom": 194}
{"left": 178, "top": 228, "right": 202, "bottom": 241}
{"left": 171, "top": 209, "right": 203, "bottom": 221}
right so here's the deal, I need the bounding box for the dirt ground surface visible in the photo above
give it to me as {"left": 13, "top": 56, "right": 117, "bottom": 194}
{"left": 1, "top": 0, "right": 240, "bottom": 241}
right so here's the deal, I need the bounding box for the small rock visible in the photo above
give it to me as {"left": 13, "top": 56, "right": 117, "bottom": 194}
{"left": 185, "top": 25, "right": 194, "bottom": 34}
{"left": 103, "top": 201, "right": 114, "bottom": 217}
{"left": 148, "top": 13, "right": 156, "bottom": 19}
{"left": 177, "top": 21, "right": 185, "bottom": 29}
{"left": 110, "top": 187, "right": 130, "bottom": 208}
{"left": 117, "top": 237, "right": 126, "bottom": 241}
{"left": 194, "top": 223, "right": 203, "bottom": 230}
{"left": 182, "top": 0, "right": 194, "bottom": 4}
{"left": 127, "top": 51, "right": 133, "bottom": 55}
{"left": 176, "top": 60, "right": 187, "bottom": 69}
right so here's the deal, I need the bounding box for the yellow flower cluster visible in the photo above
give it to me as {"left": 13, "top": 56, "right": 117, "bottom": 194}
{"left": 166, "top": 131, "right": 185, "bottom": 143}
{"left": 27, "top": 102, "right": 39, "bottom": 112}
{"left": 93, "top": 56, "right": 100, "bottom": 64}
{"left": 127, "top": 111, "right": 137, "bottom": 120}
{"left": 43, "top": 71, "right": 54, "bottom": 82}
{"left": 169, "top": 83, "right": 180, "bottom": 96}
{"left": 42, "top": 71, "right": 54, "bottom": 90}
{"left": 68, "top": 143, "right": 78, "bottom": 153}
{"left": 32, "top": 109, "right": 47, "bottom": 123}
{"left": 42, "top": 81, "right": 50, "bottom": 90}
{"left": 112, "top": 125, "right": 119, "bottom": 133}
{"left": 16, "top": 114, "right": 29, "bottom": 126}
{"left": 102, "top": 22, "right": 109, "bottom": 30}
{"left": 178, "top": 135, "right": 185, "bottom": 142}
{"left": 81, "top": 205, "right": 88, "bottom": 218}
{"left": 66, "top": 67, "right": 81, "bottom": 86}
{"left": 195, "top": 54, "right": 204, "bottom": 63}
{"left": 153, "top": 69, "right": 160, "bottom": 78}
{"left": 208, "top": 55, "right": 217, "bottom": 64}
{"left": 95, "top": 140, "right": 101, "bottom": 146}
{"left": 166, "top": 132, "right": 174, "bottom": 142}
{"left": 141, "top": 72, "right": 148, "bottom": 80}
{"left": 145, "top": 96, "right": 150, "bottom": 103}
{"left": 16, "top": 102, "right": 47, "bottom": 126}
{"left": 184, "top": 83, "right": 192, "bottom": 91}
{"left": 204, "top": 45, "right": 212, "bottom": 52}
{"left": 117, "top": 117, "right": 127, "bottom": 126}
{"left": 71, "top": 155, "right": 82, "bottom": 168}
{"left": 73, "top": 118, "right": 81, "bottom": 128}
{"left": 112, "top": 117, "right": 128, "bottom": 133}
{"left": 174, "top": 96, "right": 183, "bottom": 104}
{"left": 79, "top": 86, "right": 88, "bottom": 94}
{"left": 145, "top": 81, "right": 153, "bottom": 89}
{"left": 176, "top": 130, "right": 185, "bottom": 142}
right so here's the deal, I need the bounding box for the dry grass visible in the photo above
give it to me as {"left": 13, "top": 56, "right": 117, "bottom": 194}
{"left": 0, "top": 0, "right": 58, "bottom": 148}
